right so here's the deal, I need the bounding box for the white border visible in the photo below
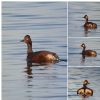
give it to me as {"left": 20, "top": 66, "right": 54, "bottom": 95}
{"left": 1, "top": 0, "right": 67, "bottom": 2}
{"left": 67, "top": 2, "right": 68, "bottom": 100}
{"left": 0, "top": 1, "right": 1, "bottom": 100}
{"left": 1, "top": 0, "right": 100, "bottom": 2}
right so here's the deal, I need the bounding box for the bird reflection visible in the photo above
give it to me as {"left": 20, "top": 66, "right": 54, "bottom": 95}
{"left": 81, "top": 98, "right": 87, "bottom": 100}
{"left": 24, "top": 59, "right": 53, "bottom": 79}
{"left": 24, "top": 60, "right": 47, "bottom": 100}
{"left": 84, "top": 28, "right": 88, "bottom": 37}
{"left": 24, "top": 61, "right": 33, "bottom": 100}
{"left": 24, "top": 61, "right": 33, "bottom": 78}
{"left": 81, "top": 54, "right": 86, "bottom": 64}
{"left": 24, "top": 60, "right": 43, "bottom": 78}
{"left": 84, "top": 27, "right": 97, "bottom": 37}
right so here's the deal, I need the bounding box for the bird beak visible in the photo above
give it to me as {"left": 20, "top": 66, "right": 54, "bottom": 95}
{"left": 20, "top": 39, "right": 24, "bottom": 42}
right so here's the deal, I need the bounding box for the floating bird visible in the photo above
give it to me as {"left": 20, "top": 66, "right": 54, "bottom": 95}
{"left": 83, "top": 15, "right": 97, "bottom": 29}
{"left": 77, "top": 80, "right": 93, "bottom": 98}
{"left": 81, "top": 43, "right": 97, "bottom": 57}
{"left": 21, "top": 35, "right": 59, "bottom": 65}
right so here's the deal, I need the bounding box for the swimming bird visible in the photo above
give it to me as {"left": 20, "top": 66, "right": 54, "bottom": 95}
{"left": 21, "top": 35, "right": 59, "bottom": 65}
{"left": 77, "top": 80, "right": 93, "bottom": 98}
{"left": 81, "top": 43, "right": 97, "bottom": 57}
{"left": 83, "top": 15, "right": 97, "bottom": 29}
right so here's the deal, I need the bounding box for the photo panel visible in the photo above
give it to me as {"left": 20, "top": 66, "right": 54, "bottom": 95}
{"left": 2, "top": 2, "right": 67, "bottom": 100}
{"left": 68, "top": 2, "right": 100, "bottom": 100}
{"left": 68, "top": 67, "right": 100, "bottom": 100}
{"left": 68, "top": 2, "right": 100, "bottom": 37}
{"left": 2, "top": 1, "right": 100, "bottom": 100}
{"left": 68, "top": 38, "right": 100, "bottom": 66}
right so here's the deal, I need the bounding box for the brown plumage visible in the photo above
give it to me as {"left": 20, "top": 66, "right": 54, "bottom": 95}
{"left": 83, "top": 15, "right": 97, "bottom": 29}
{"left": 81, "top": 43, "right": 97, "bottom": 57}
{"left": 77, "top": 80, "right": 93, "bottom": 98}
{"left": 21, "top": 35, "right": 59, "bottom": 65}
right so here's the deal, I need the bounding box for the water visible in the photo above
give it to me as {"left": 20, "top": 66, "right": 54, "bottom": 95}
{"left": 68, "top": 2, "right": 100, "bottom": 100}
{"left": 68, "top": 2, "right": 100, "bottom": 37}
{"left": 68, "top": 2, "right": 100, "bottom": 66}
{"left": 68, "top": 38, "right": 100, "bottom": 66}
{"left": 2, "top": 2, "right": 67, "bottom": 100}
{"left": 3, "top": 2, "right": 100, "bottom": 100}
{"left": 68, "top": 67, "right": 100, "bottom": 100}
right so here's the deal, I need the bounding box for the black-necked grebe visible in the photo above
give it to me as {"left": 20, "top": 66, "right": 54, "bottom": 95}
{"left": 83, "top": 15, "right": 97, "bottom": 29}
{"left": 81, "top": 43, "right": 97, "bottom": 57}
{"left": 21, "top": 35, "right": 59, "bottom": 65}
{"left": 77, "top": 80, "right": 93, "bottom": 98}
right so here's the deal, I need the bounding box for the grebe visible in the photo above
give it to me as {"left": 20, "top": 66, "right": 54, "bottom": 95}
{"left": 83, "top": 15, "right": 97, "bottom": 29}
{"left": 77, "top": 80, "right": 93, "bottom": 98}
{"left": 81, "top": 43, "right": 97, "bottom": 57}
{"left": 21, "top": 35, "right": 59, "bottom": 65}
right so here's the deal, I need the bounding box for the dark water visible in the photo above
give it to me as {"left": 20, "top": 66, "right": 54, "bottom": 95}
{"left": 2, "top": 2, "right": 67, "bottom": 100}
{"left": 68, "top": 38, "right": 100, "bottom": 66}
{"left": 68, "top": 2, "right": 100, "bottom": 37}
{"left": 68, "top": 67, "right": 100, "bottom": 100}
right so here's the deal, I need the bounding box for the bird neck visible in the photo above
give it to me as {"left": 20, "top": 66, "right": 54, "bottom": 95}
{"left": 27, "top": 42, "right": 33, "bottom": 53}
{"left": 83, "top": 84, "right": 87, "bottom": 88}
{"left": 85, "top": 18, "right": 88, "bottom": 23}
{"left": 82, "top": 47, "right": 86, "bottom": 54}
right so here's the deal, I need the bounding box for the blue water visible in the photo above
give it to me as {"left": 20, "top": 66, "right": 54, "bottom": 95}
{"left": 2, "top": 2, "right": 67, "bottom": 100}
{"left": 68, "top": 38, "right": 100, "bottom": 66}
{"left": 68, "top": 2, "right": 100, "bottom": 37}
{"left": 68, "top": 2, "right": 100, "bottom": 100}
{"left": 68, "top": 2, "right": 100, "bottom": 66}
{"left": 2, "top": 2, "right": 100, "bottom": 100}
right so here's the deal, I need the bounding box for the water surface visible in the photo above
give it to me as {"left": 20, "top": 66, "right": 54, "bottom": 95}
{"left": 68, "top": 2, "right": 100, "bottom": 37}
{"left": 68, "top": 67, "right": 100, "bottom": 100}
{"left": 68, "top": 38, "right": 100, "bottom": 66}
{"left": 2, "top": 2, "right": 67, "bottom": 100}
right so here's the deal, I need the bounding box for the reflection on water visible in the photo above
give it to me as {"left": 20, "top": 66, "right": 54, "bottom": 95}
{"left": 68, "top": 2, "right": 100, "bottom": 37}
{"left": 2, "top": 2, "right": 67, "bottom": 100}
{"left": 24, "top": 62, "right": 33, "bottom": 78}
{"left": 83, "top": 27, "right": 97, "bottom": 37}
{"left": 68, "top": 38, "right": 100, "bottom": 66}
{"left": 68, "top": 67, "right": 100, "bottom": 100}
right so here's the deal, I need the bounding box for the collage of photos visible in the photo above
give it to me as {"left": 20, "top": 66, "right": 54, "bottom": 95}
{"left": 2, "top": 2, "right": 67, "bottom": 100}
{"left": 2, "top": 1, "right": 100, "bottom": 100}
{"left": 68, "top": 2, "right": 100, "bottom": 100}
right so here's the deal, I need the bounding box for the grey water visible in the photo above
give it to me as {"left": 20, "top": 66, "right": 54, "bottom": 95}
{"left": 68, "top": 67, "right": 100, "bottom": 100}
{"left": 68, "top": 2, "right": 100, "bottom": 66}
{"left": 68, "top": 2, "right": 100, "bottom": 37}
{"left": 68, "top": 38, "right": 100, "bottom": 66}
{"left": 2, "top": 2, "right": 67, "bottom": 100}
